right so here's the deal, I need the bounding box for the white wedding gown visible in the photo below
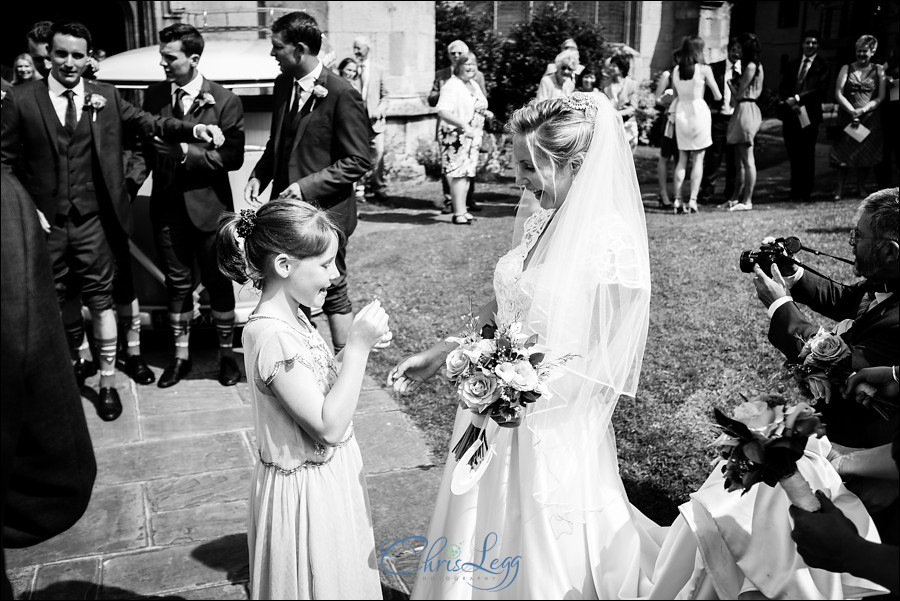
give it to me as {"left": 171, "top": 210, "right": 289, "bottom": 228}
{"left": 409, "top": 209, "right": 887, "bottom": 600}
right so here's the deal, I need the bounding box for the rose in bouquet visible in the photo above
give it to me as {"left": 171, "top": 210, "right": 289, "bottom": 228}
{"left": 712, "top": 393, "right": 827, "bottom": 511}
{"left": 786, "top": 328, "right": 892, "bottom": 419}
{"left": 445, "top": 317, "right": 574, "bottom": 468}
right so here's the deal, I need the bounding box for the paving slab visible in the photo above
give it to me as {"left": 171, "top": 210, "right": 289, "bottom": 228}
{"left": 357, "top": 387, "right": 399, "bottom": 414}
{"left": 32, "top": 557, "right": 100, "bottom": 600}
{"left": 139, "top": 385, "right": 245, "bottom": 416}
{"left": 354, "top": 410, "right": 435, "bottom": 474}
{"left": 166, "top": 583, "right": 249, "bottom": 599}
{"left": 94, "top": 432, "right": 252, "bottom": 486}
{"left": 146, "top": 468, "right": 253, "bottom": 513}
{"left": 82, "top": 391, "right": 142, "bottom": 449}
{"left": 151, "top": 499, "right": 248, "bottom": 546}
{"left": 6, "top": 484, "right": 146, "bottom": 568}
{"left": 6, "top": 566, "right": 35, "bottom": 600}
{"left": 141, "top": 406, "right": 252, "bottom": 441}
{"left": 101, "top": 534, "right": 249, "bottom": 597}
{"left": 368, "top": 467, "right": 444, "bottom": 550}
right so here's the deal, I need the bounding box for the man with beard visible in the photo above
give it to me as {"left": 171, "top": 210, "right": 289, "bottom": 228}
{"left": 752, "top": 187, "right": 898, "bottom": 543}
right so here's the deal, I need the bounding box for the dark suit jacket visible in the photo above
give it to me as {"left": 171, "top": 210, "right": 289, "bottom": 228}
{"left": 769, "top": 271, "right": 899, "bottom": 447}
{"left": 427, "top": 66, "right": 487, "bottom": 107}
{"left": 134, "top": 78, "right": 245, "bottom": 232}
{"left": 1, "top": 171, "right": 96, "bottom": 562}
{"left": 778, "top": 55, "right": 830, "bottom": 124}
{"left": 251, "top": 67, "right": 371, "bottom": 213}
{"left": 705, "top": 60, "right": 729, "bottom": 114}
{"left": 1, "top": 78, "right": 198, "bottom": 234}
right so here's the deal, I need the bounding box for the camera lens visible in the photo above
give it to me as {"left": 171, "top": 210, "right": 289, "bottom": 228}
{"left": 739, "top": 251, "right": 756, "bottom": 273}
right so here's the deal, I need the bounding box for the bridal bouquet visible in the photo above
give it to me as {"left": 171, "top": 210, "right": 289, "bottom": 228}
{"left": 445, "top": 316, "right": 575, "bottom": 471}
{"left": 712, "top": 393, "right": 827, "bottom": 511}
{"left": 785, "top": 328, "right": 891, "bottom": 419}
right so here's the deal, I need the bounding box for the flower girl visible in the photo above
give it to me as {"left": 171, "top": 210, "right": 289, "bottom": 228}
{"left": 218, "top": 200, "right": 388, "bottom": 599}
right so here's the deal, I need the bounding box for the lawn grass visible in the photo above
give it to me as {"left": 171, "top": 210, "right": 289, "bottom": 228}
{"left": 350, "top": 143, "right": 861, "bottom": 525}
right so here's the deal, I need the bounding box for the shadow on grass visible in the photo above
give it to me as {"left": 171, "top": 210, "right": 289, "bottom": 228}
{"left": 621, "top": 476, "right": 682, "bottom": 526}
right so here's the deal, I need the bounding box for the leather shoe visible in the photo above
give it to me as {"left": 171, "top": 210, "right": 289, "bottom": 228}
{"left": 73, "top": 357, "right": 97, "bottom": 386}
{"left": 124, "top": 355, "right": 155, "bottom": 385}
{"left": 218, "top": 356, "right": 241, "bottom": 387}
{"left": 97, "top": 387, "right": 123, "bottom": 422}
{"left": 157, "top": 358, "right": 192, "bottom": 388}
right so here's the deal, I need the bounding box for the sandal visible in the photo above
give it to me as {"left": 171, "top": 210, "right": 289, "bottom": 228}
{"left": 688, "top": 199, "right": 699, "bottom": 214}
{"left": 673, "top": 199, "right": 684, "bottom": 215}
{"left": 452, "top": 214, "right": 472, "bottom": 225}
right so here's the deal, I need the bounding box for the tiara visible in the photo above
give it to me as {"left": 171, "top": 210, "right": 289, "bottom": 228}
{"left": 561, "top": 92, "right": 600, "bottom": 121}
{"left": 236, "top": 208, "right": 257, "bottom": 239}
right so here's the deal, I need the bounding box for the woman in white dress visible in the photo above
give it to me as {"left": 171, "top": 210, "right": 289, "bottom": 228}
{"left": 671, "top": 36, "right": 721, "bottom": 214}
{"left": 388, "top": 92, "right": 663, "bottom": 599}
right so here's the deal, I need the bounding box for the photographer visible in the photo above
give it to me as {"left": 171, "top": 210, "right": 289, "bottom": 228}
{"left": 751, "top": 187, "right": 899, "bottom": 542}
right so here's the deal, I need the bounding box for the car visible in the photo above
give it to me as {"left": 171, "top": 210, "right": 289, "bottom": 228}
{"left": 96, "top": 39, "right": 278, "bottom": 329}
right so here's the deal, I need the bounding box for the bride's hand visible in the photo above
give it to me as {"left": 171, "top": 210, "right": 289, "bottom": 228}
{"left": 387, "top": 349, "right": 444, "bottom": 394}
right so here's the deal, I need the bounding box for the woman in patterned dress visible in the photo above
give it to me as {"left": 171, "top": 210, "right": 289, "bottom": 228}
{"left": 831, "top": 35, "right": 886, "bottom": 201}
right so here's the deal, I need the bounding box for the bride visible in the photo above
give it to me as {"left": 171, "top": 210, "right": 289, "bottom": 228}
{"left": 387, "top": 91, "right": 889, "bottom": 600}
{"left": 388, "top": 92, "right": 663, "bottom": 599}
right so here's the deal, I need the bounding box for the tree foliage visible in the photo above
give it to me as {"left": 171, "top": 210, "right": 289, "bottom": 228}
{"left": 434, "top": 1, "right": 503, "bottom": 101}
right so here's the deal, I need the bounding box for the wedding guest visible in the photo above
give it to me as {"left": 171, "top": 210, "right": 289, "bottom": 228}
{"left": 725, "top": 33, "right": 765, "bottom": 212}
{"left": 428, "top": 40, "right": 486, "bottom": 215}
{"left": 652, "top": 61, "right": 678, "bottom": 209}
{"left": 128, "top": 23, "right": 245, "bottom": 389}
{"left": 543, "top": 38, "right": 584, "bottom": 77}
{"left": 671, "top": 36, "right": 721, "bottom": 214}
{"left": 875, "top": 42, "right": 898, "bottom": 189}
{"left": 2, "top": 170, "right": 96, "bottom": 600}
{"left": 217, "top": 200, "right": 389, "bottom": 600}
{"left": 698, "top": 38, "right": 740, "bottom": 205}
{"left": 601, "top": 53, "right": 639, "bottom": 152}
{"left": 778, "top": 30, "right": 830, "bottom": 202}
{"left": 575, "top": 63, "right": 600, "bottom": 93}
{"left": 1, "top": 21, "right": 223, "bottom": 421}
{"left": 12, "top": 53, "right": 39, "bottom": 85}
{"left": 244, "top": 11, "right": 371, "bottom": 355}
{"left": 26, "top": 20, "right": 53, "bottom": 78}
{"left": 535, "top": 49, "right": 577, "bottom": 102}
{"left": 435, "top": 51, "right": 490, "bottom": 225}
{"left": 353, "top": 36, "right": 390, "bottom": 202}
{"left": 337, "top": 57, "right": 360, "bottom": 90}
{"left": 831, "top": 35, "right": 886, "bottom": 201}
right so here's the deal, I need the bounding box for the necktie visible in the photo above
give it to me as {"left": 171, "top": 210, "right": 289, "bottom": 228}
{"left": 63, "top": 89, "right": 77, "bottom": 134}
{"left": 172, "top": 88, "right": 187, "bottom": 119}
{"left": 856, "top": 291, "right": 877, "bottom": 320}
{"left": 289, "top": 81, "right": 302, "bottom": 122}
{"left": 796, "top": 59, "right": 810, "bottom": 92}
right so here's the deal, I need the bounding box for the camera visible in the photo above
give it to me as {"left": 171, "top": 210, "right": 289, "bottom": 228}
{"left": 739, "top": 237, "right": 800, "bottom": 276}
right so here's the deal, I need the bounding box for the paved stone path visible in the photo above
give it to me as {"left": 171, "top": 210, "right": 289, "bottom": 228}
{"left": 7, "top": 315, "right": 441, "bottom": 599}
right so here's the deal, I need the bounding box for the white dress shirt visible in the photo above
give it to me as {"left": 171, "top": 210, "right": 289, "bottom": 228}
{"left": 722, "top": 59, "right": 740, "bottom": 116}
{"left": 289, "top": 61, "right": 323, "bottom": 114}
{"left": 171, "top": 73, "right": 204, "bottom": 114}
{"left": 48, "top": 76, "right": 85, "bottom": 125}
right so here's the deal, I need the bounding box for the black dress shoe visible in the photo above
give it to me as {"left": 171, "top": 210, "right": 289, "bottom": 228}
{"left": 97, "top": 387, "right": 123, "bottom": 421}
{"left": 124, "top": 355, "right": 155, "bottom": 385}
{"left": 157, "top": 358, "right": 192, "bottom": 388}
{"left": 73, "top": 357, "right": 97, "bottom": 386}
{"left": 218, "top": 356, "right": 241, "bottom": 387}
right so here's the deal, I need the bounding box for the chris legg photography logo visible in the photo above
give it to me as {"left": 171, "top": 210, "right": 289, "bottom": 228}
{"left": 379, "top": 532, "right": 521, "bottom": 592}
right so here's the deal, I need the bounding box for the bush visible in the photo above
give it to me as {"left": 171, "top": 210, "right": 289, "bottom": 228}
{"left": 435, "top": 1, "right": 504, "bottom": 99}
{"left": 633, "top": 80, "right": 660, "bottom": 146}
{"left": 415, "top": 137, "right": 442, "bottom": 180}
{"left": 494, "top": 5, "right": 607, "bottom": 122}
{"left": 477, "top": 132, "right": 513, "bottom": 181}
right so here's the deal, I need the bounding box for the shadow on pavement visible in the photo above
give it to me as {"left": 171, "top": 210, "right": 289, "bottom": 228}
{"left": 191, "top": 533, "right": 250, "bottom": 588}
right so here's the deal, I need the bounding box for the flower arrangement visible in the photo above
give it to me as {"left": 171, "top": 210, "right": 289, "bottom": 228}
{"left": 445, "top": 315, "right": 575, "bottom": 469}
{"left": 786, "top": 328, "right": 891, "bottom": 419}
{"left": 191, "top": 91, "right": 216, "bottom": 113}
{"left": 83, "top": 93, "right": 107, "bottom": 122}
{"left": 712, "top": 393, "right": 827, "bottom": 511}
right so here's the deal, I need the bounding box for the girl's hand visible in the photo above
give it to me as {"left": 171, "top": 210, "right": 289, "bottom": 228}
{"left": 347, "top": 300, "right": 390, "bottom": 350}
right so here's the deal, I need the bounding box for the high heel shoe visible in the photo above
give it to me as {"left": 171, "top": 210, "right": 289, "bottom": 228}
{"left": 687, "top": 199, "right": 699, "bottom": 214}
{"left": 657, "top": 194, "right": 674, "bottom": 209}
{"left": 673, "top": 199, "right": 684, "bottom": 215}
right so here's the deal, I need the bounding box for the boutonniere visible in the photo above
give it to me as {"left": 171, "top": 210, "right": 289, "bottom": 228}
{"left": 192, "top": 91, "right": 216, "bottom": 114}
{"left": 311, "top": 84, "right": 328, "bottom": 110}
{"left": 1, "top": 90, "right": 6, "bottom": 102}
{"left": 84, "top": 93, "right": 107, "bottom": 122}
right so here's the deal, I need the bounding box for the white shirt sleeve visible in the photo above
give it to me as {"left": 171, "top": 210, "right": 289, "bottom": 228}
{"left": 765, "top": 267, "right": 805, "bottom": 319}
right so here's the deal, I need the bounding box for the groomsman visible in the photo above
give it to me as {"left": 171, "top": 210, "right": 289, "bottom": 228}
{"left": 245, "top": 11, "right": 370, "bottom": 353}
{"left": 778, "top": 30, "right": 830, "bottom": 202}
{"left": 1, "top": 21, "right": 223, "bottom": 421}
{"left": 131, "top": 23, "right": 245, "bottom": 388}
{"left": 699, "top": 38, "right": 740, "bottom": 205}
